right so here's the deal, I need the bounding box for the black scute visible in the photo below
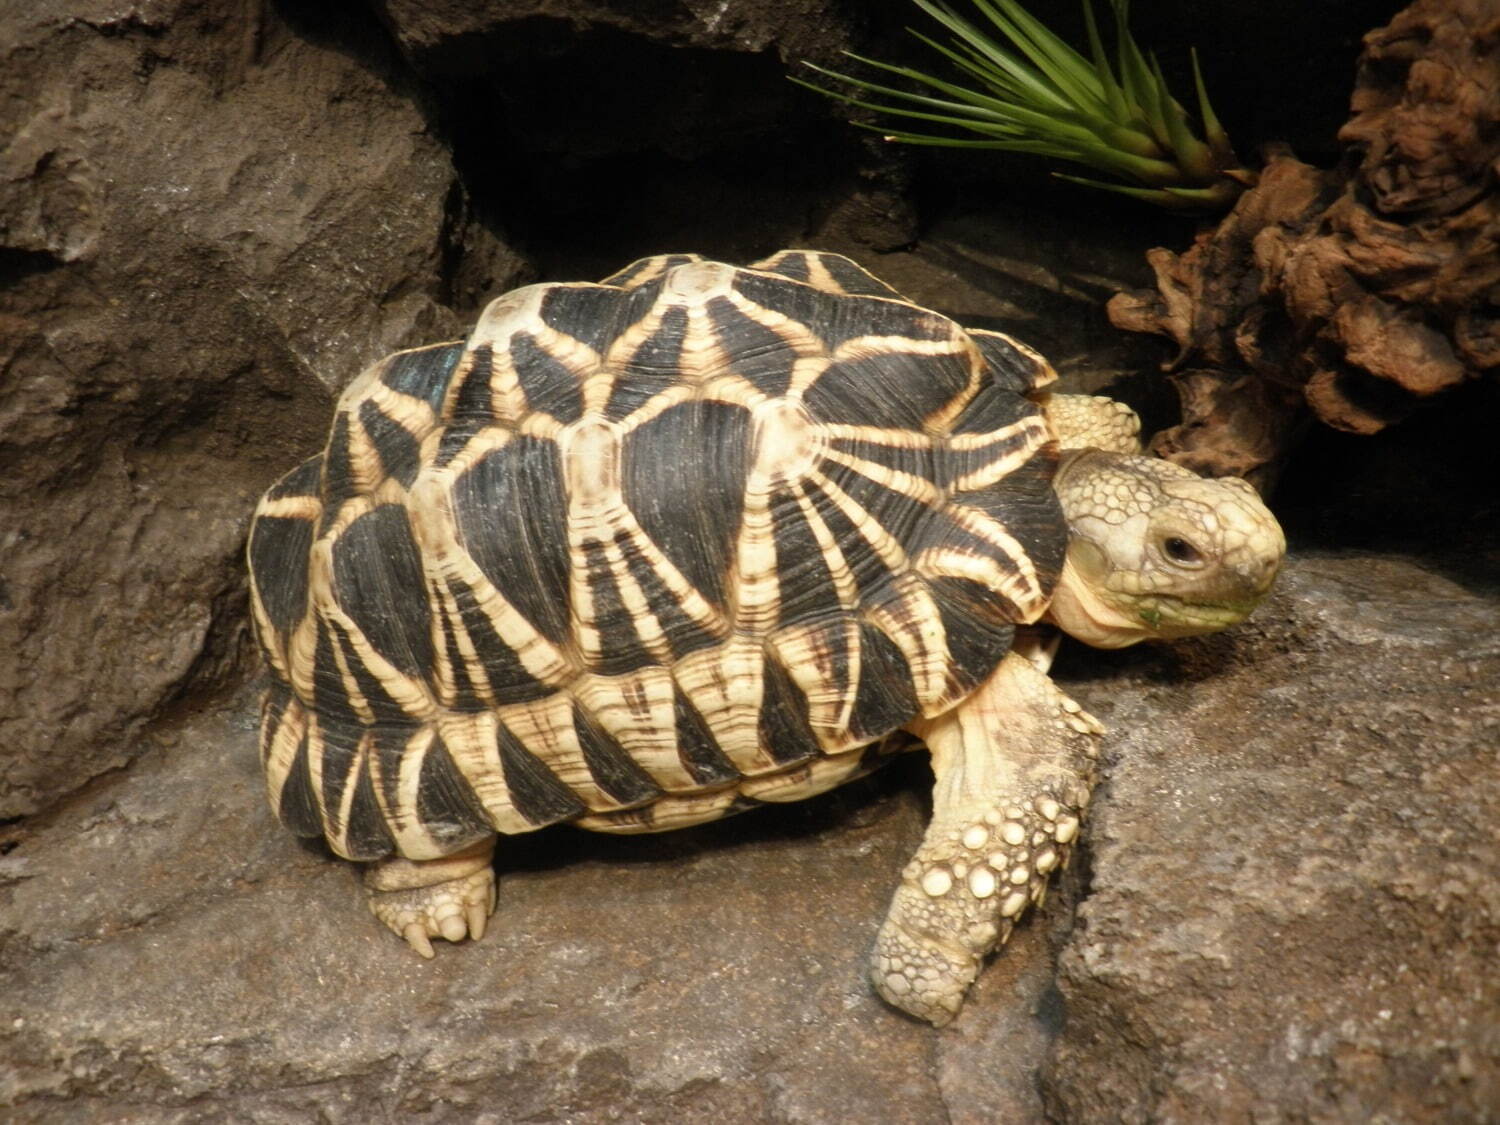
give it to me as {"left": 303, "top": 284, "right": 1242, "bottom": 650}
{"left": 511, "top": 332, "right": 584, "bottom": 423}
{"left": 496, "top": 723, "right": 587, "bottom": 825}
{"left": 707, "top": 295, "right": 797, "bottom": 397}
{"left": 249, "top": 514, "right": 314, "bottom": 634}
{"left": 358, "top": 399, "right": 421, "bottom": 489}
{"left": 948, "top": 379, "right": 1033, "bottom": 437}
{"left": 380, "top": 342, "right": 463, "bottom": 414}
{"left": 573, "top": 703, "right": 664, "bottom": 805}
{"left": 311, "top": 622, "right": 361, "bottom": 726}
{"left": 605, "top": 305, "right": 688, "bottom": 421}
{"left": 621, "top": 400, "right": 749, "bottom": 612}
{"left": 580, "top": 538, "right": 655, "bottom": 675}
{"left": 258, "top": 681, "right": 293, "bottom": 767}
{"left": 673, "top": 689, "right": 741, "bottom": 786}
{"left": 804, "top": 349, "right": 971, "bottom": 430}
{"left": 451, "top": 344, "right": 495, "bottom": 421}
{"left": 970, "top": 330, "right": 1047, "bottom": 393}
{"left": 343, "top": 758, "right": 396, "bottom": 860}
{"left": 310, "top": 717, "right": 375, "bottom": 858}
{"left": 803, "top": 480, "right": 898, "bottom": 602}
{"left": 615, "top": 532, "right": 721, "bottom": 660}
{"left": 330, "top": 620, "right": 411, "bottom": 726}
{"left": 758, "top": 656, "right": 822, "bottom": 766}
{"left": 849, "top": 623, "right": 919, "bottom": 741}
{"left": 277, "top": 727, "right": 324, "bottom": 838}
{"left": 818, "top": 459, "right": 931, "bottom": 552}
{"left": 761, "top": 252, "right": 810, "bottom": 283}
{"left": 539, "top": 284, "right": 623, "bottom": 356}
{"left": 320, "top": 414, "right": 358, "bottom": 531}
{"left": 410, "top": 732, "right": 496, "bottom": 847}
{"left": 266, "top": 455, "right": 322, "bottom": 500}
{"left": 331, "top": 505, "right": 434, "bottom": 679}
{"left": 820, "top": 255, "right": 904, "bottom": 299}
{"left": 952, "top": 453, "right": 1066, "bottom": 596}
{"left": 934, "top": 423, "right": 1039, "bottom": 490}
{"left": 445, "top": 574, "right": 555, "bottom": 705}
{"left": 928, "top": 575, "right": 1016, "bottom": 691}
{"left": 452, "top": 435, "right": 573, "bottom": 645}
{"left": 828, "top": 438, "right": 930, "bottom": 481}
{"left": 435, "top": 586, "right": 485, "bottom": 711}
{"left": 769, "top": 489, "right": 844, "bottom": 628}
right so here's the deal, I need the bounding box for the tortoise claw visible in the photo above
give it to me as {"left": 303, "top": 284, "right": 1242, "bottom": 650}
{"left": 364, "top": 843, "right": 498, "bottom": 959}
{"left": 403, "top": 922, "right": 436, "bottom": 960}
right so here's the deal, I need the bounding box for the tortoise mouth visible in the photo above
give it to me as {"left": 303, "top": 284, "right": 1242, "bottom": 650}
{"left": 1125, "top": 592, "right": 1265, "bottom": 636}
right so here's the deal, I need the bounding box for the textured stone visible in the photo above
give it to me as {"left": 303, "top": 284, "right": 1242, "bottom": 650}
{"left": 1043, "top": 553, "right": 1500, "bottom": 1122}
{"left": 0, "top": 1, "right": 529, "bottom": 816}
{"left": 4, "top": 545, "right": 1496, "bottom": 1120}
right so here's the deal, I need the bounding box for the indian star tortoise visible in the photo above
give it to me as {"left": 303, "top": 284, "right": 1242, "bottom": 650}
{"left": 247, "top": 250, "right": 1285, "bottom": 1025}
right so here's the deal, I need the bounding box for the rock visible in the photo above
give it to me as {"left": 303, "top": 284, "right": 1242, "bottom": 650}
{"left": 1043, "top": 554, "right": 1500, "bottom": 1122}
{"left": 4, "top": 544, "right": 1495, "bottom": 1119}
{"left": 0, "top": 2, "right": 530, "bottom": 816}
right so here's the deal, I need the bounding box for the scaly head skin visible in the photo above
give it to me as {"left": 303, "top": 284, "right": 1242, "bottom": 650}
{"left": 1046, "top": 449, "right": 1285, "bottom": 648}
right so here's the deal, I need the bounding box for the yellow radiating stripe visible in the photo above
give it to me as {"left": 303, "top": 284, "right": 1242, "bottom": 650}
{"left": 862, "top": 572, "right": 953, "bottom": 713}
{"left": 437, "top": 710, "right": 533, "bottom": 836}
{"left": 947, "top": 418, "right": 1052, "bottom": 492}
{"left": 671, "top": 638, "right": 776, "bottom": 777}
{"left": 789, "top": 481, "right": 860, "bottom": 611}
{"left": 574, "top": 665, "right": 708, "bottom": 790}
{"left": 820, "top": 422, "right": 935, "bottom": 448}
{"left": 255, "top": 495, "right": 321, "bottom": 521}
{"left": 592, "top": 301, "right": 672, "bottom": 412}
{"left": 768, "top": 618, "right": 860, "bottom": 745}
{"left": 919, "top": 501, "right": 1048, "bottom": 623}
{"left": 819, "top": 444, "right": 944, "bottom": 505}
{"left": 324, "top": 730, "right": 374, "bottom": 861}
{"left": 386, "top": 726, "right": 450, "bottom": 860}
{"left": 728, "top": 483, "right": 779, "bottom": 635}
{"left": 263, "top": 694, "right": 306, "bottom": 814}
{"left": 803, "top": 467, "right": 909, "bottom": 575}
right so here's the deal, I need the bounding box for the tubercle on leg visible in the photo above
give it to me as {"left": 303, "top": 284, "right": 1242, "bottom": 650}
{"left": 871, "top": 652, "right": 1103, "bottom": 1026}
{"left": 871, "top": 783, "right": 1093, "bottom": 1025}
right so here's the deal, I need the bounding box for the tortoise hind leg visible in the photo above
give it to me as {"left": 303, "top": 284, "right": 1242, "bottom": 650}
{"left": 872, "top": 651, "right": 1103, "bottom": 1025}
{"left": 364, "top": 837, "right": 498, "bottom": 959}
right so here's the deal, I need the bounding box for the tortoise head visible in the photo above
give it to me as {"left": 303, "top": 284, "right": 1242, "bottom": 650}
{"left": 1045, "top": 450, "right": 1286, "bottom": 648}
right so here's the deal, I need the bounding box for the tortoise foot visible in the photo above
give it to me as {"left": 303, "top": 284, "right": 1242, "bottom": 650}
{"left": 363, "top": 838, "right": 497, "bottom": 959}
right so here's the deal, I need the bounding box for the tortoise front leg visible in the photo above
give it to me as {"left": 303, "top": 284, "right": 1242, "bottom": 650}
{"left": 365, "top": 836, "right": 498, "bottom": 958}
{"left": 872, "top": 651, "right": 1103, "bottom": 1025}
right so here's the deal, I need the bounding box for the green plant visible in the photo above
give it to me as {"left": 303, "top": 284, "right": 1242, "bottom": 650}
{"left": 797, "top": 0, "right": 1250, "bottom": 212}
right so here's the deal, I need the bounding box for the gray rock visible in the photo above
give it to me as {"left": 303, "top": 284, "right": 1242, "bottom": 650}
{"left": 1043, "top": 555, "right": 1500, "bottom": 1122}
{"left": 0, "top": 1, "right": 529, "bottom": 816}
{"left": 4, "top": 548, "right": 1496, "bottom": 1120}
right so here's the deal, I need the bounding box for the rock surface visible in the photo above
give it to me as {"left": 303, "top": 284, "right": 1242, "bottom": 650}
{"left": 4, "top": 544, "right": 1497, "bottom": 1120}
{"left": 0, "top": 1, "right": 529, "bottom": 816}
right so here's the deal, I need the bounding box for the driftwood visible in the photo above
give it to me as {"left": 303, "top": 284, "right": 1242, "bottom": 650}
{"left": 1107, "top": 0, "right": 1500, "bottom": 488}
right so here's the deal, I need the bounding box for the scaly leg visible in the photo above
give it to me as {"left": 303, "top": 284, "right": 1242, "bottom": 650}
{"left": 365, "top": 836, "right": 497, "bottom": 958}
{"left": 871, "top": 651, "right": 1103, "bottom": 1025}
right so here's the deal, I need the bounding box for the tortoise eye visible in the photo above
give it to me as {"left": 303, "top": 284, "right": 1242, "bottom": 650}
{"left": 1162, "top": 536, "right": 1204, "bottom": 565}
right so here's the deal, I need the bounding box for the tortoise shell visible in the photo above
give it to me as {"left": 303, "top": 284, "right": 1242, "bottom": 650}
{"left": 247, "top": 251, "right": 1065, "bottom": 862}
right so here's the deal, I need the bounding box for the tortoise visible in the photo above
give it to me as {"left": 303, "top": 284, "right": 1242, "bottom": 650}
{"left": 247, "top": 250, "right": 1284, "bottom": 1025}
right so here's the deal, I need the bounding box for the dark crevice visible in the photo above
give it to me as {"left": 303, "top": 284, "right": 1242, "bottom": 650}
{"left": 416, "top": 19, "right": 866, "bottom": 278}
{"left": 0, "top": 246, "right": 67, "bottom": 287}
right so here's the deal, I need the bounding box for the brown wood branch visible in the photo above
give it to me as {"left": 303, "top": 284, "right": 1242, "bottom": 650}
{"left": 1106, "top": 0, "right": 1500, "bottom": 489}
